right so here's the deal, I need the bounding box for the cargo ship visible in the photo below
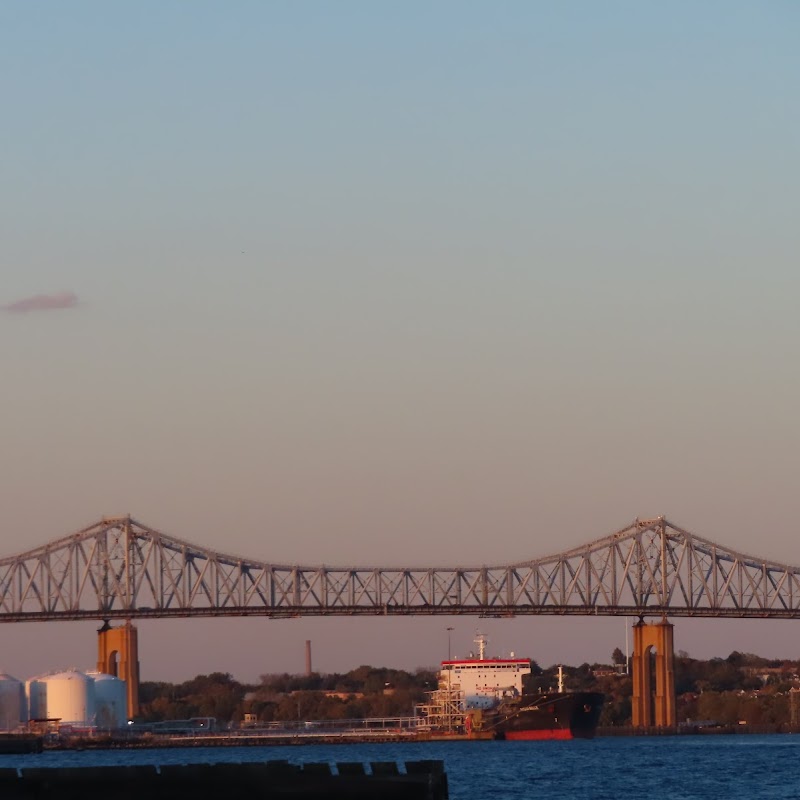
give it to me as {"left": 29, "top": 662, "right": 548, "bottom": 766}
{"left": 416, "top": 635, "right": 603, "bottom": 741}
{"left": 487, "top": 668, "right": 604, "bottom": 740}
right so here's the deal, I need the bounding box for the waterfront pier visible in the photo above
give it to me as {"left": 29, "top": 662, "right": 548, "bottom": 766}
{"left": 0, "top": 760, "right": 448, "bottom": 800}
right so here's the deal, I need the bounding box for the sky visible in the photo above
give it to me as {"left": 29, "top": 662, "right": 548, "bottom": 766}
{"left": 1, "top": 1, "right": 799, "bottom": 684}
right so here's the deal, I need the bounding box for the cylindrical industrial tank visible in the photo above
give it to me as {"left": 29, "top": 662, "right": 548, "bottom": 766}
{"left": 25, "top": 676, "right": 46, "bottom": 722}
{"left": 88, "top": 672, "right": 127, "bottom": 728}
{"left": 0, "top": 672, "right": 26, "bottom": 730}
{"left": 39, "top": 670, "right": 96, "bottom": 726}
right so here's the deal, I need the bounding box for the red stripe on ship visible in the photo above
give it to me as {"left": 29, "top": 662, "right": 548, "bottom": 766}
{"left": 504, "top": 729, "right": 573, "bottom": 741}
{"left": 442, "top": 659, "right": 530, "bottom": 666}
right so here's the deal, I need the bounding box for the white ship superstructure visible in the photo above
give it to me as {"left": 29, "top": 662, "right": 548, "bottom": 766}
{"left": 441, "top": 635, "right": 531, "bottom": 709}
{"left": 416, "top": 635, "right": 532, "bottom": 733}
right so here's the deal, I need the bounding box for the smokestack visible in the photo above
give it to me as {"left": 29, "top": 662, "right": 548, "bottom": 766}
{"left": 305, "top": 640, "right": 312, "bottom": 676}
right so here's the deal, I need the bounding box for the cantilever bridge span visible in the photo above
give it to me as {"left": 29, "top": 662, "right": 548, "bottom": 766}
{"left": 1, "top": 515, "right": 799, "bottom": 623}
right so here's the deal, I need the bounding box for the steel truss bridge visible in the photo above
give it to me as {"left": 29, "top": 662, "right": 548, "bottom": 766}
{"left": 1, "top": 515, "right": 800, "bottom": 623}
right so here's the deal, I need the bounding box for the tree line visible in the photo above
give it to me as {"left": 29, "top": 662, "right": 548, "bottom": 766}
{"left": 137, "top": 650, "right": 800, "bottom": 727}
{"left": 585, "top": 650, "right": 800, "bottom": 727}
{"left": 138, "top": 666, "right": 438, "bottom": 724}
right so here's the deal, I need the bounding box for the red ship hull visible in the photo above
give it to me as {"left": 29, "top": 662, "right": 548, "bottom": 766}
{"left": 504, "top": 728, "right": 574, "bottom": 741}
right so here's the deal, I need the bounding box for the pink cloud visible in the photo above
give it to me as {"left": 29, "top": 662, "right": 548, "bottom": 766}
{"left": 3, "top": 292, "right": 79, "bottom": 313}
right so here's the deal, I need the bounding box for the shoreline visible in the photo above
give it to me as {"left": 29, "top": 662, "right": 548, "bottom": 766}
{"left": 6, "top": 722, "right": 800, "bottom": 755}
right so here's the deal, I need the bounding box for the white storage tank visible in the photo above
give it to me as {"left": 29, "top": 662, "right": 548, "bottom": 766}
{"left": 25, "top": 676, "right": 47, "bottom": 721}
{"left": 88, "top": 672, "right": 127, "bottom": 728}
{"left": 37, "top": 670, "right": 96, "bottom": 726}
{"left": 0, "top": 672, "right": 26, "bottom": 730}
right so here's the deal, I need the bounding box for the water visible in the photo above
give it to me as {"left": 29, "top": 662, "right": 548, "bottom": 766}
{"left": 1, "top": 735, "right": 798, "bottom": 799}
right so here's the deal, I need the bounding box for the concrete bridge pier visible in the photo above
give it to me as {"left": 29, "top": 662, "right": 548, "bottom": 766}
{"left": 631, "top": 619, "right": 676, "bottom": 728}
{"left": 97, "top": 620, "right": 140, "bottom": 720}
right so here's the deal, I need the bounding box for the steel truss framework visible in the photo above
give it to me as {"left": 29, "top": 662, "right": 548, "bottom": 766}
{"left": 1, "top": 515, "right": 800, "bottom": 622}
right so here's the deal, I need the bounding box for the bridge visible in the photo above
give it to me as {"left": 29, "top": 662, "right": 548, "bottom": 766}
{"left": 3, "top": 513, "right": 797, "bottom": 727}
{"left": 1, "top": 514, "right": 798, "bottom": 621}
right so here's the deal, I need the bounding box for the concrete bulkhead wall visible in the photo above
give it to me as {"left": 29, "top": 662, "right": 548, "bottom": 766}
{"left": 0, "top": 760, "right": 448, "bottom": 800}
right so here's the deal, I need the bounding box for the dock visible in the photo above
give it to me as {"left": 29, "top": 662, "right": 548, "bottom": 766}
{"left": 0, "top": 735, "right": 43, "bottom": 755}
{"left": 0, "top": 759, "right": 448, "bottom": 800}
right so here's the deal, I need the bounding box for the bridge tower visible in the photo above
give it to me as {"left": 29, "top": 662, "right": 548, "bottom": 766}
{"left": 97, "top": 620, "right": 140, "bottom": 720}
{"left": 631, "top": 619, "right": 676, "bottom": 728}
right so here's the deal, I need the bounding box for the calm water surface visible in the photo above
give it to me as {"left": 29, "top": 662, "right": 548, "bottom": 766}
{"left": 1, "top": 735, "right": 798, "bottom": 799}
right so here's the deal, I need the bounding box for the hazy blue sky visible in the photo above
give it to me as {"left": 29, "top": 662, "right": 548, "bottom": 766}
{"left": 1, "top": 1, "right": 799, "bottom": 683}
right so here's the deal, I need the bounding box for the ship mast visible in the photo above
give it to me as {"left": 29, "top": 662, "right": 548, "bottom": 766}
{"left": 474, "top": 633, "right": 487, "bottom": 660}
